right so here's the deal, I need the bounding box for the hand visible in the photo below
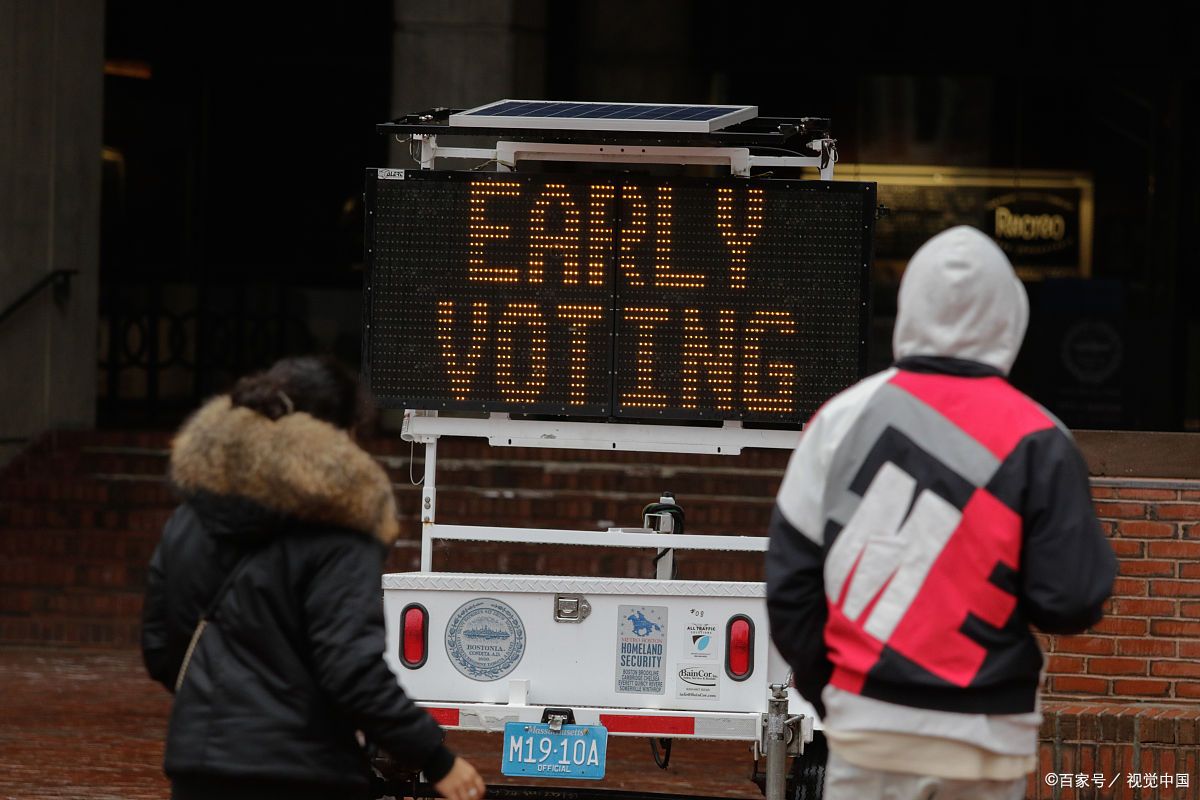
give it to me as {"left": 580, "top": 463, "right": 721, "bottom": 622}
{"left": 434, "top": 756, "right": 486, "bottom": 800}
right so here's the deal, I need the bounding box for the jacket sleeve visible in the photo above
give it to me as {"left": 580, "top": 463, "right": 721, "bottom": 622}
{"left": 766, "top": 412, "right": 835, "bottom": 717}
{"left": 303, "top": 535, "right": 456, "bottom": 782}
{"left": 142, "top": 506, "right": 195, "bottom": 692}
{"left": 141, "top": 537, "right": 176, "bottom": 691}
{"left": 1018, "top": 430, "right": 1117, "bottom": 634}
{"left": 766, "top": 508, "right": 832, "bottom": 717}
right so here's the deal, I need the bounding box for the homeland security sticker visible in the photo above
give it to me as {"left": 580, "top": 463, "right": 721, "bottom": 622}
{"left": 676, "top": 662, "right": 719, "bottom": 700}
{"left": 615, "top": 605, "right": 667, "bottom": 695}
{"left": 445, "top": 598, "right": 526, "bottom": 681}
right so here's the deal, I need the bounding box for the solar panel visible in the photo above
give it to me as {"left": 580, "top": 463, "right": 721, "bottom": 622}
{"left": 449, "top": 100, "right": 758, "bottom": 133}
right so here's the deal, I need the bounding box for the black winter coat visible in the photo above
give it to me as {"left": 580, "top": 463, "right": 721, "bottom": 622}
{"left": 141, "top": 396, "right": 454, "bottom": 790}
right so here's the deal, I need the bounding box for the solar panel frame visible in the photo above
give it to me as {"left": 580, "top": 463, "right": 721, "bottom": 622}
{"left": 449, "top": 99, "right": 758, "bottom": 133}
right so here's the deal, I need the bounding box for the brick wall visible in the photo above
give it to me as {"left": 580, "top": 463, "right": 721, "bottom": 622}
{"left": 1041, "top": 481, "right": 1200, "bottom": 704}
{"left": 1028, "top": 704, "right": 1200, "bottom": 799}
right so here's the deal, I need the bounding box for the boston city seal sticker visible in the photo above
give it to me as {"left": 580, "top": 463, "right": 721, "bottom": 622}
{"left": 445, "top": 598, "right": 526, "bottom": 681}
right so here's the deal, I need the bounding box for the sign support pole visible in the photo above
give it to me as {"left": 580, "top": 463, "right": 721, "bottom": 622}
{"left": 416, "top": 410, "right": 440, "bottom": 572}
{"left": 765, "top": 684, "right": 790, "bottom": 800}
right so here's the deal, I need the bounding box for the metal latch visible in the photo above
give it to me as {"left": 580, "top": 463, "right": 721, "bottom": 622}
{"left": 762, "top": 682, "right": 810, "bottom": 757}
{"left": 540, "top": 707, "right": 576, "bottom": 731}
{"left": 554, "top": 594, "right": 591, "bottom": 623}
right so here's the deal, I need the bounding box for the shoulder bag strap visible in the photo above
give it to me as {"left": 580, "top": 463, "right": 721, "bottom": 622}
{"left": 174, "top": 551, "right": 254, "bottom": 693}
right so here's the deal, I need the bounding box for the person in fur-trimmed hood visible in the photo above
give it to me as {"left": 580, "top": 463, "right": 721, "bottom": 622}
{"left": 141, "top": 356, "right": 485, "bottom": 800}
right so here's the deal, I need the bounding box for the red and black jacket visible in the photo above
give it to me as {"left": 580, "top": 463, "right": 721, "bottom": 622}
{"left": 766, "top": 356, "right": 1116, "bottom": 718}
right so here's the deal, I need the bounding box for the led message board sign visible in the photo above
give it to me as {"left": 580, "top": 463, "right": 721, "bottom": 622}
{"left": 364, "top": 170, "right": 875, "bottom": 423}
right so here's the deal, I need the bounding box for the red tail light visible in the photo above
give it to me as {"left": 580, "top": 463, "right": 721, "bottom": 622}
{"left": 726, "top": 615, "right": 754, "bottom": 681}
{"left": 400, "top": 603, "right": 428, "bottom": 668}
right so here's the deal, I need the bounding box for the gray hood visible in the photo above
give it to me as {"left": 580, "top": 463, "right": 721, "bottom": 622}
{"left": 892, "top": 225, "right": 1029, "bottom": 375}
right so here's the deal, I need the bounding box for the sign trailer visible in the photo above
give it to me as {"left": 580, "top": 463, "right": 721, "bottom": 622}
{"left": 365, "top": 101, "right": 878, "bottom": 800}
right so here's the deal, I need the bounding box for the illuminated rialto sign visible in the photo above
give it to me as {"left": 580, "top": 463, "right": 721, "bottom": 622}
{"left": 364, "top": 170, "right": 875, "bottom": 423}
{"left": 833, "top": 164, "right": 1093, "bottom": 279}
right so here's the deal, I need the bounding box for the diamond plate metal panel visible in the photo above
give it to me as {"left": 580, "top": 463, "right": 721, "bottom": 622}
{"left": 382, "top": 572, "right": 765, "bottom": 597}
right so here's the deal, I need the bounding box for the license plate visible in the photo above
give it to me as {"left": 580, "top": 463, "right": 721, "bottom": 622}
{"left": 500, "top": 721, "right": 608, "bottom": 780}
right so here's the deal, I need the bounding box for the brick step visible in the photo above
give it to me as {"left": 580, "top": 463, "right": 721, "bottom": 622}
{"left": 0, "top": 528, "right": 161, "bottom": 561}
{"left": 0, "top": 587, "right": 144, "bottom": 617}
{"left": 0, "top": 521, "right": 765, "bottom": 568}
{"left": 0, "top": 556, "right": 147, "bottom": 591}
{"left": 0, "top": 474, "right": 783, "bottom": 516}
{"left": 51, "top": 429, "right": 174, "bottom": 450}
{"left": 433, "top": 490, "right": 774, "bottom": 533}
{"left": 0, "top": 451, "right": 84, "bottom": 481}
{"left": 0, "top": 478, "right": 176, "bottom": 505}
{"left": 0, "top": 615, "right": 143, "bottom": 647}
{"left": 0, "top": 503, "right": 178, "bottom": 531}
{"left": 77, "top": 447, "right": 169, "bottom": 478}
{"left": 0, "top": 498, "right": 769, "bottom": 535}
{"left": 1, "top": 430, "right": 173, "bottom": 473}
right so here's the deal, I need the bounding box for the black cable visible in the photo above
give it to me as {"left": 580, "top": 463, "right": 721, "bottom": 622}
{"left": 749, "top": 144, "right": 815, "bottom": 158}
{"left": 651, "top": 547, "right": 678, "bottom": 580}
{"left": 650, "top": 737, "right": 672, "bottom": 769}
{"left": 750, "top": 140, "right": 839, "bottom": 169}
{"left": 646, "top": 502, "right": 684, "bottom": 580}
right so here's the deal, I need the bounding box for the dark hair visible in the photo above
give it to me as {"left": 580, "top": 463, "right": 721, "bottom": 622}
{"left": 230, "top": 356, "right": 372, "bottom": 430}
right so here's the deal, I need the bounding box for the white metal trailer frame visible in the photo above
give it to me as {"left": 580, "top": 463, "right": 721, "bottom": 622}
{"left": 407, "top": 136, "right": 837, "bottom": 179}
{"left": 394, "top": 410, "right": 817, "bottom": 797}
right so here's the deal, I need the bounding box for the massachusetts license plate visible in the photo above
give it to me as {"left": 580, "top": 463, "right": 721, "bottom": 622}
{"left": 500, "top": 721, "right": 608, "bottom": 780}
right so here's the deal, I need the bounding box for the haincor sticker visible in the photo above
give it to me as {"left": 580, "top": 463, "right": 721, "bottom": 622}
{"left": 676, "top": 663, "right": 720, "bottom": 700}
{"left": 615, "top": 605, "right": 667, "bottom": 695}
{"left": 445, "top": 598, "right": 526, "bottom": 681}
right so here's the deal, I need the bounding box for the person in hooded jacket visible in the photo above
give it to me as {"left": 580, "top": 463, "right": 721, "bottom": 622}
{"left": 766, "top": 226, "right": 1116, "bottom": 800}
{"left": 141, "top": 356, "right": 486, "bottom": 800}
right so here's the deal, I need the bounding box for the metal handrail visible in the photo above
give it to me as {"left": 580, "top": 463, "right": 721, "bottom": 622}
{"left": 0, "top": 269, "right": 78, "bottom": 327}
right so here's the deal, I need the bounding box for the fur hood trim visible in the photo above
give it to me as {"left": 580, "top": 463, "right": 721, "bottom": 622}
{"left": 170, "top": 396, "right": 400, "bottom": 545}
